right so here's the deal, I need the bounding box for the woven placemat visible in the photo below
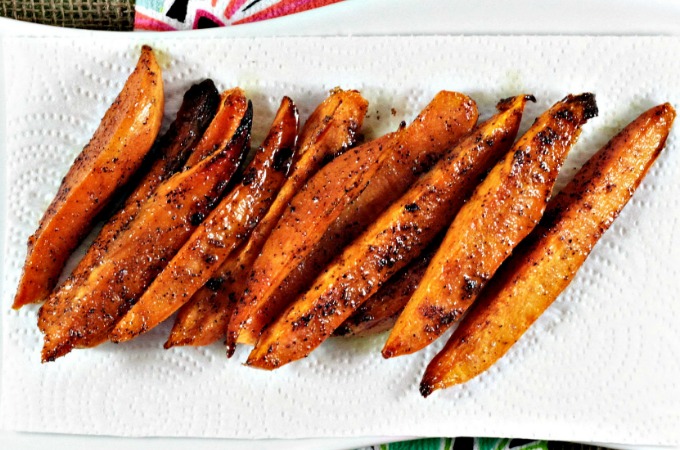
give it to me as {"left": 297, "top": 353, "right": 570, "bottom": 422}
{"left": 0, "top": 0, "right": 134, "bottom": 30}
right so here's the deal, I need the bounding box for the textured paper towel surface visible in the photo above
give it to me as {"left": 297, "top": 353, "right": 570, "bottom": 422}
{"left": 1, "top": 36, "right": 679, "bottom": 444}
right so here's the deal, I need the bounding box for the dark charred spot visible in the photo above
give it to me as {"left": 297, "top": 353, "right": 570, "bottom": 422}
{"left": 204, "top": 254, "right": 217, "bottom": 264}
{"left": 321, "top": 152, "right": 336, "bottom": 165}
{"left": 241, "top": 168, "right": 257, "bottom": 186}
{"left": 536, "top": 127, "right": 558, "bottom": 146}
{"left": 577, "top": 93, "right": 598, "bottom": 119}
{"left": 421, "top": 305, "right": 460, "bottom": 328}
{"left": 462, "top": 275, "right": 482, "bottom": 299}
{"left": 205, "top": 277, "right": 224, "bottom": 292}
{"left": 292, "top": 313, "right": 314, "bottom": 330}
{"left": 272, "top": 146, "right": 294, "bottom": 173}
{"left": 334, "top": 325, "right": 351, "bottom": 336}
{"left": 419, "top": 382, "right": 433, "bottom": 398}
{"left": 377, "top": 257, "right": 395, "bottom": 269}
{"left": 553, "top": 108, "right": 575, "bottom": 122}
{"left": 68, "top": 328, "right": 83, "bottom": 339}
{"left": 404, "top": 203, "right": 420, "bottom": 213}
{"left": 189, "top": 212, "right": 205, "bottom": 226}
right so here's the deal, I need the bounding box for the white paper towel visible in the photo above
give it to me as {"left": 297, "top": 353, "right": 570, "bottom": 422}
{"left": 1, "top": 36, "right": 678, "bottom": 445}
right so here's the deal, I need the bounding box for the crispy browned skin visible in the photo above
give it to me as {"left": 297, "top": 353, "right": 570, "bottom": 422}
{"left": 383, "top": 94, "right": 599, "bottom": 359}
{"left": 233, "top": 91, "right": 479, "bottom": 347}
{"left": 49, "top": 80, "right": 221, "bottom": 306}
{"left": 109, "top": 97, "right": 298, "bottom": 342}
{"left": 13, "top": 46, "right": 164, "bottom": 308}
{"left": 37, "top": 108, "right": 252, "bottom": 362}
{"left": 167, "top": 89, "right": 368, "bottom": 349}
{"left": 247, "top": 96, "right": 530, "bottom": 370}
{"left": 184, "top": 88, "right": 249, "bottom": 169}
{"left": 421, "top": 103, "right": 675, "bottom": 396}
{"left": 334, "top": 241, "right": 437, "bottom": 338}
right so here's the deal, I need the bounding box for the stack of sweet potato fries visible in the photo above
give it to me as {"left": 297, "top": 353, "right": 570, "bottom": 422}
{"left": 13, "top": 46, "right": 675, "bottom": 396}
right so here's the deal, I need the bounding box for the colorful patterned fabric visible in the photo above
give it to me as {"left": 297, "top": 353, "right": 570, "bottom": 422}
{"left": 358, "top": 438, "right": 549, "bottom": 450}
{"left": 134, "top": 0, "right": 343, "bottom": 30}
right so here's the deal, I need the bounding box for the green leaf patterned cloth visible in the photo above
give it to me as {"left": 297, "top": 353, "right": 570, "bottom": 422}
{"left": 359, "top": 437, "right": 549, "bottom": 450}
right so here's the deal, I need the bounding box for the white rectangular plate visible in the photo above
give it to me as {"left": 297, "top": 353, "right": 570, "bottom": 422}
{"left": 1, "top": 35, "right": 679, "bottom": 445}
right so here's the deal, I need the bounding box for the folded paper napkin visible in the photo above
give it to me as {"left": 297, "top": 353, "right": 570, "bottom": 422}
{"left": 2, "top": 36, "right": 679, "bottom": 445}
{"left": 134, "top": 0, "right": 343, "bottom": 30}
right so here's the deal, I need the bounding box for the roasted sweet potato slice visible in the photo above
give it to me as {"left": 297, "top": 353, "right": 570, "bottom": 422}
{"left": 383, "top": 94, "right": 599, "bottom": 359}
{"left": 420, "top": 103, "right": 675, "bottom": 396}
{"left": 109, "top": 97, "right": 298, "bottom": 342}
{"left": 334, "top": 241, "right": 437, "bottom": 338}
{"left": 166, "top": 89, "right": 368, "bottom": 349}
{"left": 13, "top": 46, "right": 164, "bottom": 308}
{"left": 232, "top": 91, "right": 478, "bottom": 347}
{"left": 50, "top": 80, "right": 221, "bottom": 303}
{"left": 247, "top": 96, "right": 528, "bottom": 369}
{"left": 37, "top": 107, "right": 252, "bottom": 361}
{"left": 184, "top": 88, "right": 249, "bottom": 168}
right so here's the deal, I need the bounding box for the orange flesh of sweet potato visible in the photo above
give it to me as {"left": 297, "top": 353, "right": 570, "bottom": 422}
{"left": 37, "top": 108, "right": 252, "bottom": 361}
{"left": 109, "top": 97, "right": 298, "bottom": 342}
{"left": 50, "top": 80, "right": 221, "bottom": 304}
{"left": 383, "top": 94, "right": 599, "bottom": 359}
{"left": 334, "top": 240, "right": 437, "bottom": 338}
{"left": 420, "top": 103, "right": 675, "bottom": 396}
{"left": 166, "top": 89, "right": 368, "bottom": 349}
{"left": 232, "top": 91, "right": 478, "bottom": 347}
{"left": 231, "top": 132, "right": 394, "bottom": 346}
{"left": 246, "top": 96, "right": 530, "bottom": 370}
{"left": 13, "top": 46, "right": 164, "bottom": 308}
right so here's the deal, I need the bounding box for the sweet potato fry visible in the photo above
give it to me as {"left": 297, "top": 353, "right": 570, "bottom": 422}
{"left": 38, "top": 106, "right": 252, "bottom": 361}
{"left": 420, "top": 103, "right": 675, "bottom": 396}
{"left": 50, "top": 80, "right": 222, "bottom": 303}
{"left": 383, "top": 94, "right": 599, "bottom": 359}
{"left": 247, "top": 95, "right": 530, "bottom": 370}
{"left": 109, "top": 97, "right": 298, "bottom": 342}
{"left": 13, "top": 46, "right": 164, "bottom": 308}
{"left": 334, "top": 241, "right": 437, "bottom": 338}
{"left": 184, "top": 88, "right": 249, "bottom": 168}
{"left": 232, "top": 91, "right": 478, "bottom": 347}
{"left": 166, "top": 89, "right": 368, "bottom": 349}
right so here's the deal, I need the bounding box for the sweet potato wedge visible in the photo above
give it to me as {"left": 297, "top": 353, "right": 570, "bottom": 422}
{"left": 334, "top": 241, "right": 437, "bottom": 338}
{"left": 109, "top": 97, "right": 298, "bottom": 342}
{"left": 232, "top": 91, "right": 478, "bottom": 347}
{"left": 383, "top": 94, "right": 599, "bottom": 359}
{"left": 50, "top": 80, "right": 221, "bottom": 303}
{"left": 13, "top": 45, "right": 164, "bottom": 308}
{"left": 184, "top": 88, "right": 249, "bottom": 169}
{"left": 247, "top": 96, "right": 528, "bottom": 369}
{"left": 166, "top": 89, "right": 368, "bottom": 349}
{"left": 420, "top": 103, "right": 675, "bottom": 396}
{"left": 37, "top": 106, "right": 252, "bottom": 361}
